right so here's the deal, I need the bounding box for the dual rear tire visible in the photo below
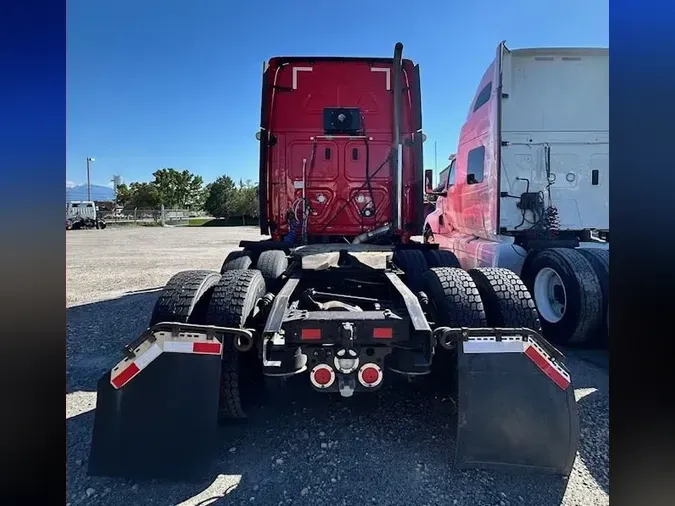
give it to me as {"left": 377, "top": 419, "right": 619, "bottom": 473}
{"left": 424, "top": 266, "right": 541, "bottom": 331}
{"left": 521, "top": 248, "right": 608, "bottom": 347}
{"left": 423, "top": 266, "right": 541, "bottom": 393}
{"left": 221, "top": 249, "right": 288, "bottom": 283}
{"left": 393, "top": 248, "right": 461, "bottom": 294}
{"left": 149, "top": 268, "right": 266, "bottom": 424}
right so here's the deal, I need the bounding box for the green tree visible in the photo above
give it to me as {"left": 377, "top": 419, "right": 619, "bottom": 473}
{"left": 152, "top": 168, "right": 204, "bottom": 209}
{"left": 128, "top": 182, "right": 162, "bottom": 209}
{"left": 115, "top": 183, "right": 131, "bottom": 207}
{"left": 203, "top": 176, "right": 237, "bottom": 219}
{"left": 232, "top": 179, "right": 259, "bottom": 225}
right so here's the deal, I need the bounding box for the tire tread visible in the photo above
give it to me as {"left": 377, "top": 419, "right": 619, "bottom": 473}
{"left": 425, "top": 249, "right": 461, "bottom": 268}
{"left": 220, "top": 250, "right": 253, "bottom": 273}
{"left": 149, "top": 270, "right": 221, "bottom": 326}
{"left": 468, "top": 267, "right": 541, "bottom": 331}
{"left": 207, "top": 269, "right": 266, "bottom": 421}
{"left": 523, "top": 248, "right": 602, "bottom": 345}
{"left": 256, "top": 250, "right": 288, "bottom": 280}
{"left": 577, "top": 248, "right": 609, "bottom": 345}
{"left": 394, "top": 249, "right": 429, "bottom": 293}
{"left": 424, "top": 267, "right": 487, "bottom": 327}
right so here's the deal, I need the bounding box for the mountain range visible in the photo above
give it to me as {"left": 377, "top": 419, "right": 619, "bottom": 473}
{"left": 66, "top": 184, "right": 116, "bottom": 202}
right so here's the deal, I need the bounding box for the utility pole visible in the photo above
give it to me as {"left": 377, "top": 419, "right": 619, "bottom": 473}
{"left": 434, "top": 141, "right": 438, "bottom": 180}
{"left": 86, "top": 157, "right": 95, "bottom": 201}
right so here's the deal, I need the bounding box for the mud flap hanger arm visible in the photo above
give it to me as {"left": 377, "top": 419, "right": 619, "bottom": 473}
{"left": 433, "top": 326, "right": 565, "bottom": 363}
{"left": 122, "top": 322, "right": 255, "bottom": 360}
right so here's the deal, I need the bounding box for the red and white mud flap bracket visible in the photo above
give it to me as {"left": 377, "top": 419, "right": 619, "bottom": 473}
{"left": 442, "top": 327, "right": 580, "bottom": 476}
{"left": 88, "top": 323, "right": 254, "bottom": 480}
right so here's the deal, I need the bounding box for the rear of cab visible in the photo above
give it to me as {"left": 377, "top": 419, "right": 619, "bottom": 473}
{"left": 499, "top": 45, "right": 609, "bottom": 233}
{"left": 434, "top": 43, "right": 608, "bottom": 268}
{"left": 257, "top": 56, "right": 425, "bottom": 242}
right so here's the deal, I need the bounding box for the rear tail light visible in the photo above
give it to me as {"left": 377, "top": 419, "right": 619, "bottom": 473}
{"left": 373, "top": 327, "right": 392, "bottom": 339}
{"left": 357, "top": 363, "right": 383, "bottom": 388}
{"left": 302, "top": 328, "right": 322, "bottom": 340}
{"left": 310, "top": 364, "right": 335, "bottom": 389}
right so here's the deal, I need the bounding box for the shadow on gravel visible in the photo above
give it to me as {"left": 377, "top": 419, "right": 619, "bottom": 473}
{"left": 566, "top": 348, "right": 609, "bottom": 371}
{"left": 575, "top": 390, "right": 609, "bottom": 494}
{"left": 67, "top": 290, "right": 160, "bottom": 393}
{"left": 67, "top": 292, "right": 576, "bottom": 506}
{"left": 564, "top": 350, "right": 610, "bottom": 496}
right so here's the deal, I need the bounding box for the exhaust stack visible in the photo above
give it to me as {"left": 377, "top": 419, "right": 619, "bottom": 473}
{"left": 392, "top": 42, "right": 404, "bottom": 232}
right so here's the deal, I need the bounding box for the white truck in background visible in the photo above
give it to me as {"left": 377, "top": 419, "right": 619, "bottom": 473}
{"left": 424, "top": 42, "right": 609, "bottom": 348}
{"left": 66, "top": 200, "right": 107, "bottom": 230}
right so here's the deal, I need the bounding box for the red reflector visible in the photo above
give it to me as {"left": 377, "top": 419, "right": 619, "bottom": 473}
{"left": 313, "top": 368, "right": 332, "bottom": 385}
{"left": 302, "top": 328, "right": 321, "bottom": 340}
{"left": 524, "top": 346, "right": 570, "bottom": 390}
{"left": 373, "top": 327, "right": 392, "bottom": 339}
{"left": 111, "top": 362, "right": 140, "bottom": 389}
{"left": 193, "top": 341, "right": 222, "bottom": 355}
{"left": 361, "top": 366, "right": 380, "bottom": 385}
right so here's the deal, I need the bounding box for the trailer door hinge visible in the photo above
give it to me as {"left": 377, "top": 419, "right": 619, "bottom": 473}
{"left": 501, "top": 141, "right": 509, "bottom": 147}
{"left": 501, "top": 93, "right": 510, "bottom": 99}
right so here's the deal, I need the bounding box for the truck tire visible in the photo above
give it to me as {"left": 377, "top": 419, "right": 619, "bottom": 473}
{"left": 220, "top": 250, "right": 253, "bottom": 273}
{"left": 425, "top": 249, "right": 461, "bottom": 268}
{"left": 468, "top": 267, "right": 541, "bottom": 332}
{"left": 577, "top": 248, "right": 609, "bottom": 346}
{"left": 206, "top": 269, "right": 266, "bottom": 422}
{"left": 256, "top": 250, "right": 288, "bottom": 280}
{"left": 149, "top": 270, "right": 222, "bottom": 326}
{"left": 424, "top": 267, "right": 487, "bottom": 327}
{"left": 98, "top": 220, "right": 107, "bottom": 230}
{"left": 394, "top": 249, "right": 429, "bottom": 294}
{"left": 521, "top": 248, "right": 602, "bottom": 346}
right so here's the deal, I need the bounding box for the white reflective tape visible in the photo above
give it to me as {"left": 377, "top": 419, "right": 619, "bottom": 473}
{"left": 134, "top": 342, "right": 162, "bottom": 369}
{"left": 371, "top": 67, "right": 391, "bottom": 90}
{"left": 163, "top": 341, "right": 194, "bottom": 354}
{"left": 463, "top": 340, "right": 527, "bottom": 354}
{"left": 292, "top": 67, "right": 313, "bottom": 89}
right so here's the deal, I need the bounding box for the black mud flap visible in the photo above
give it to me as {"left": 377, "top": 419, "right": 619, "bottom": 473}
{"left": 88, "top": 352, "right": 222, "bottom": 480}
{"left": 455, "top": 335, "right": 579, "bottom": 475}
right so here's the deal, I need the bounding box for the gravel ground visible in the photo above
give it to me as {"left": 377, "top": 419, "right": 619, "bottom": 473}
{"left": 66, "top": 226, "right": 609, "bottom": 506}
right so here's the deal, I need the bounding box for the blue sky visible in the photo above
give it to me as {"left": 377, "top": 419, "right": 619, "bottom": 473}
{"left": 66, "top": 0, "right": 608, "bottom": 187}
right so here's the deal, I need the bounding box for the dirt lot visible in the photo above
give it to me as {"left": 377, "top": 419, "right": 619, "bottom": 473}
{"left": 66, "top": 226, "right": 609, "bottom": 506}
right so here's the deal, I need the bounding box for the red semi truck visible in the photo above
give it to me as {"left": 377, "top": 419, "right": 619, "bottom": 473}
{"left": 87, "top": 43, "right": 579, "bottom": 481}
{"left": 424, "top": 42, "right": 609, "bottom": 348}
{"left": 257, "top": 53, "right": 425, "bottom": 243}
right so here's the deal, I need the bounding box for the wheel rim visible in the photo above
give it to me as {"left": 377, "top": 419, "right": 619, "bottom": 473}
{"left": 533, "top": 267, "right": 567, "bottom": 323}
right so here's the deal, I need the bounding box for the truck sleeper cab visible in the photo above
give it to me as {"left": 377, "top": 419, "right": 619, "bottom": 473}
{"left": 425, "top": 42, "right": 609, "bottom": 347}
{"left": 257, "top": 54, "right": 425, "bottom": 244}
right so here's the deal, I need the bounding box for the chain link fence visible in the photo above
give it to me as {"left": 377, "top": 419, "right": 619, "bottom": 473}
{"left": 100, "top": 206, "right": 205, "bottom": 227}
